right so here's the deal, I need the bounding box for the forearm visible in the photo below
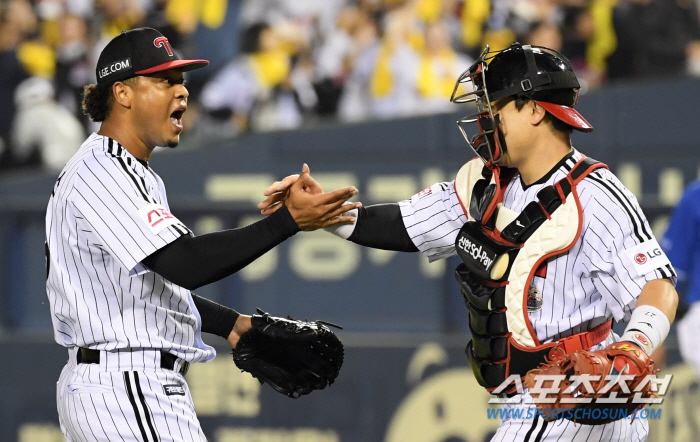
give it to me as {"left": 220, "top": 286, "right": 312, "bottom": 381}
{"left": 635, "top": 278, "right": 678, "bottom": 324}
{"left": 621, "top": 278, "right": 678, "bottom": 355}
{"left": 191, "top": 294, "right": 251, "bottom": 348}
{"left": 327, "top": 203, "right": 418, "bottom": 252}
{"left": 143, "top": 206, "right": 300, "bottom": 290}
{"left": 192, "top": 294, "right": 240, "bottom": 338}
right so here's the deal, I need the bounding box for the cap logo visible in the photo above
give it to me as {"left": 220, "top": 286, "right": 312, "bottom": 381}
{"left": 98, "top": 58, "right": 132, "bottom": 79}
{"left": 154, "top": 37, "right": 173, "bottom": 56}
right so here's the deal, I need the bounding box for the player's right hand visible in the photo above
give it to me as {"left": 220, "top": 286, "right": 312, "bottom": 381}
{"left": 284, "top": 164, "right": 361, "bottom": 231}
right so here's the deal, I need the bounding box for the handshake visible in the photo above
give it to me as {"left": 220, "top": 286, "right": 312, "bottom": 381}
{"left": 257, "top": 163, "right": 361, "bottom": 231}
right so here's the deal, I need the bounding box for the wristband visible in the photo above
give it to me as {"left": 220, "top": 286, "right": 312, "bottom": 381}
{"left": 323, "top": 205, "right": 358, "bottom": 239}
{"left": 621, "top": 304, "right": 670, "bottom": 356}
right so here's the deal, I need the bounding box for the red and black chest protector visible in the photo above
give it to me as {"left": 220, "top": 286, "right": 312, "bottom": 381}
{"left": 453, "top": 155, "right": 611, "bottom": 395}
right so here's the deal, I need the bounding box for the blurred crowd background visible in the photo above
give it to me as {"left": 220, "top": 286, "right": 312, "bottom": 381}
{"left": 1, "top": 3, "right": 700, "bottom": 438}
{"left": 1, "top": 0, "right": 700, "bottom": 174}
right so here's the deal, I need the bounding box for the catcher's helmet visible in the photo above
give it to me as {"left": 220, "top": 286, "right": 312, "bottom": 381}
{"left": 450, "top": 42, "right": 593, "bottom": 164}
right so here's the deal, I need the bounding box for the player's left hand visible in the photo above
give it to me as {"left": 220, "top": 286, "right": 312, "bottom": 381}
{"left": 227, "top": 315, "right": 252, "bottom": 349}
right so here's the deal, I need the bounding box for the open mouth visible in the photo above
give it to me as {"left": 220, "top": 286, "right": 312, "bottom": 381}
{"left": 170, "top": 109, "right": 185, "bottom": 130}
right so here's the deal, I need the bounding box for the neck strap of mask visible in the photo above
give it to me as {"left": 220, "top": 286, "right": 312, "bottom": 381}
{"left": 472, "top": 156, "right": 608, "bottom": 240}
{"left": 469, "top": 161, "right": 517, "bottom": 229}
{"left": 499, "top": 156, "right": 608, "bottom": 243}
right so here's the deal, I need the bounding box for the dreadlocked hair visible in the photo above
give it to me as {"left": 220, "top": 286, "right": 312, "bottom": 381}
{"left": 82, "top": 77, "right": 138, "bottom": 122}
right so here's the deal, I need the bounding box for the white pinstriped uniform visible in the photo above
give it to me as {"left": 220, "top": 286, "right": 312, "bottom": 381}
{"left": 399, "top": 149, "right": 675, "bottom": 441}
{"left": 46, "top": 133, "right": 214, "bottom": 441}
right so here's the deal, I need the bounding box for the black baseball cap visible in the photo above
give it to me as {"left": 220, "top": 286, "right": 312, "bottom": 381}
{"left": 96, "top": 27, "right": 209, "bottom": 87}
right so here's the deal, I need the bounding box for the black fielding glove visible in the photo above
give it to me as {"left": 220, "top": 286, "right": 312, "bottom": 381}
{"left": 232, "top": 309, "right": 344, "bottom": 398}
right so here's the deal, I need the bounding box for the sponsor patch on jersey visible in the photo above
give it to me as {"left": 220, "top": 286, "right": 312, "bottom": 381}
{"left": 456, "top": 235, "right": 495, "bottom": 271}
{"left": 410, "top": 187, "right": 433, "bottom": 204}
{"left": 416, "top": 187, "right": 433, "bottom": 199}
{"left": 623, "top": 239, "right": 671, "bottom": 277}
{"left": 527, "top": 285, "right": 543, "bottom": 312}
{"left": 163, "top": 384, "right": 185, "bottom": 396}
{"left": 411, "top": 183, "right": 447, "bottom": 203}
{"left": 138, "top": 203, "right": 182, "bottom": 235}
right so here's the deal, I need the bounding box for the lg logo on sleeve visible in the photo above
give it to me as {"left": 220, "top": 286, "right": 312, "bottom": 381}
{"left": 634, "top": 248, "right": 662, "bottom": 265}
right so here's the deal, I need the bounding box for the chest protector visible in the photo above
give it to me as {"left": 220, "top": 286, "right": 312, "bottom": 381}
{"left": 453, "top": 155, "right": 612, "bottom": 395}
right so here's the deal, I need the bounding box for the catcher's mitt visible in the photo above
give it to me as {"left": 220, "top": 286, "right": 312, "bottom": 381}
{"left": 523, "top": 341, "right": 658, "bottom": 425}
{"left": 232, "top": 308, "right": 344, "bottom": 398}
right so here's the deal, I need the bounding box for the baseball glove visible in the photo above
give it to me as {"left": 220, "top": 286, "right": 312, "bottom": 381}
{"left": 523, "top": 341, "right": 658, "bottom": 425}
{"left": 232, "top": 308, "right": 344, "bottom": 398}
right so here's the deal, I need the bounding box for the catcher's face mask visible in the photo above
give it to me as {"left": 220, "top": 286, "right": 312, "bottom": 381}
{"left": 450, "top": 46, "right": 506, "bottom": 165}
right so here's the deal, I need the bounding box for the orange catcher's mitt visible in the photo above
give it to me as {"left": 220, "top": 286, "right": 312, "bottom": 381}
{"left": 523, "top": 341, "right": 658, "bottom": 425}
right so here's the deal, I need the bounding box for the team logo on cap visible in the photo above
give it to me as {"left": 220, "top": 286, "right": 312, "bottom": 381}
{"left": 154, "top": 37, "right": 173, "bottom": 56}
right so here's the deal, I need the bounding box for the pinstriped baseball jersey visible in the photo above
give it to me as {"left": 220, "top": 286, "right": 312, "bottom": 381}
{"left": 399, "top": 148, "right": 676, "bottom": 344}
{"left": 45, "top": 132, "right": 215, "bottom": 363}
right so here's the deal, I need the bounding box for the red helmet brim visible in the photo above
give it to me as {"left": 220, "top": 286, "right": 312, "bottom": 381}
{"left": 534, "top": 100, "right": 594, "bottom": 132}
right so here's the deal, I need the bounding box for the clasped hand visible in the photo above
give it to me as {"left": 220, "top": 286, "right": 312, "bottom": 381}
{"left": 258, "top": 164, "right": 361, "bottom": 231}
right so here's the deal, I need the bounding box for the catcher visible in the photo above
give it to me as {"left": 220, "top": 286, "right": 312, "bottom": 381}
{"left": 260, "top": 43, "right": 678, "bottom": 441}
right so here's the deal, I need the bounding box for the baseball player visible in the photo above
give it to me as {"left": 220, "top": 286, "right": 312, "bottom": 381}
{"left": 45, "top": 27, "right": 360, "bottom": 442}
{"left": 260, "top": 43, "right": 678, "bottom": 441}
{"left": 661, "top": 180, "right": 700, "bottom": 379}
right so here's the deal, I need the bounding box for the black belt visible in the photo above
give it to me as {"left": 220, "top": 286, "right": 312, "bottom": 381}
{"left": 78, "top": 348, "right": 189, "bottom": 375}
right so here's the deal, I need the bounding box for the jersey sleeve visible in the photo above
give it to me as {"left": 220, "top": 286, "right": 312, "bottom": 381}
{"left": 398, "top": 181, "right": 467, "bottom": 261}
{"left": 68, "top": 155, "right": 189, "bottom": 276}
{"left": 580, "top": 170, "right": 676, "bottom": 321}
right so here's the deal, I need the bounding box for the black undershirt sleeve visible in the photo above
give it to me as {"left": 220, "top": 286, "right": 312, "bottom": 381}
{"left": 143, "top": 205, "right": 299, "bottom": 290}
{"left": 347, "top": 204, "right": 418, "bottom": 252}
{"left": 192, "top": 294, "right": 240, "bottom": 339}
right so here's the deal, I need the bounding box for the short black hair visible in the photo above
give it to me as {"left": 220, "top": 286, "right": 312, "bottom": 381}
{"left": 514, "top": 96, "right": 574, "bottom": 134}
{"left": 82, "top": 77, "right": 138, "bottom": 122}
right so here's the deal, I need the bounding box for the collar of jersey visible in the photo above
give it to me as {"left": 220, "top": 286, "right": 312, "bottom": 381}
{"left": 518, "top": 148, "right": 576, "bottom": 191}
{"left": 100, "top": 134, "right": 150, "bottom": 169}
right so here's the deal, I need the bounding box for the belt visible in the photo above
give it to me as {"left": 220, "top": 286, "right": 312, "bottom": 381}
{"left": 495, "top": 320, "right": 613, "bottom": 397}
{"left": 556, "top": 319, "right": 612, "bottom": 354}
{"left": 78, "top": 348, "right": 190, "bottom": 375}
